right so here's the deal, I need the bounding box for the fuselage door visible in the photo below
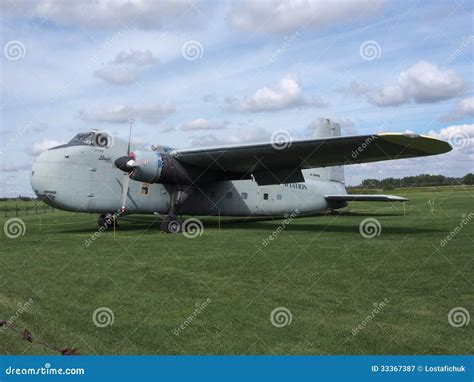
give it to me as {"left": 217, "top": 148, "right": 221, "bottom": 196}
{"left": 256, "top": 186, "right": 275, "bottom": 215}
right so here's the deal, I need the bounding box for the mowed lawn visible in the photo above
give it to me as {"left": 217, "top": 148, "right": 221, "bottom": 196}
{"left": 0, "top": 186, "right": 472, "bottom": 355}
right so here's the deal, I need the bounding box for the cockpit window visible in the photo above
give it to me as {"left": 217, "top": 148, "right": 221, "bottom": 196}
{"left": 68, "top": 133, "right": 95, "bottom": 146}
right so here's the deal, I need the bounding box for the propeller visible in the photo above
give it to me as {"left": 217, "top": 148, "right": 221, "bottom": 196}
{"left": 116, "top": 119, "right": 134, "bottom": 215}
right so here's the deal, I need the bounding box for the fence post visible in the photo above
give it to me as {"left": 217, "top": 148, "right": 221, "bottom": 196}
{"left": 15, "top": 204, "right": 18, "bottom": 217}
{"left": 26, "top": 205, "right": 28, "bottom": 216}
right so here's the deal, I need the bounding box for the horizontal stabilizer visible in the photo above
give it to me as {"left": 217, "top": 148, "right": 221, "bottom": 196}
{"left": 325, "top": 194, "right": 408, "bottom": 202}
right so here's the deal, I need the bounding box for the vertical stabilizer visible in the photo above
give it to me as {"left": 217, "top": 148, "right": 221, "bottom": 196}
{"left": 311, "top": 119, "right": 345, "bottom": 183}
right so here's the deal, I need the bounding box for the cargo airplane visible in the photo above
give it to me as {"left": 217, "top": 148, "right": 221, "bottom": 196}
{"left": 30, "top": 119, "right": 451, "bottom": 231}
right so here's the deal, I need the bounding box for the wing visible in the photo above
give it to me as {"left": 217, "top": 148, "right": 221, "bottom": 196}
{"left": 172, "top": 133, "right": 451, "bottom": 185}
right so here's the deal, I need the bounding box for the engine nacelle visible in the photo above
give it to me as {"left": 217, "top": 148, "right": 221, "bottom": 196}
{"left": 128, "top": 151, "right": 163, "bottom": 183}
{"left": 124, "top": 150, "right": 216, "bottom": 185}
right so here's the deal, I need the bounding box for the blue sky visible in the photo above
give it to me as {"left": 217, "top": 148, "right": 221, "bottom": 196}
{"left": 1, "top": 0, "right": 473, "bottom": 196}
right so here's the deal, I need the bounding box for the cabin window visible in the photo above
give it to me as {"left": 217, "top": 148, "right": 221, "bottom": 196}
{"left": 277, "top": 194, "right": 282, "bottom": 200}
{"left": 241, "top": 192, "right": 248, "bottom": 200}
{"left": 226, "top": 192, "right": 233, "bottom": 199}
{"left": 140, "top": 183, "right": 150, "bottom": 196}
{"left": 263, "top": 193, "right": 269, "bottom": 200}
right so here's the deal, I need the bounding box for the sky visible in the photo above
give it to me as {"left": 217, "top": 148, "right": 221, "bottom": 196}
{"left": 0, "top": 0, "right": 473, "bottom": 197}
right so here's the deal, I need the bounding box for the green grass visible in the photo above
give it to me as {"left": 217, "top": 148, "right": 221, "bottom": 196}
{"left": 0, "top": 187, "right": 472, "bottom": 355}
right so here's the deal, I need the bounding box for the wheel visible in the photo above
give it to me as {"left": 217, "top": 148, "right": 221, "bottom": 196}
{"left": 97, "top": 213, "right": 117, "bottom": 229}
{"left": 161, "top": 215, "right": 182, "bottom": 233}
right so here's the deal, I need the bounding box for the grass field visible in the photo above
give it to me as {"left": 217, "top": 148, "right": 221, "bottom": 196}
{"left": 0, "top": 187, "right": 472, "bottom": 355}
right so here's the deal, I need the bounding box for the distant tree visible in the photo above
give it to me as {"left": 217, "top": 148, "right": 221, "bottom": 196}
{"left": 463, "top": 173, "right": 474, "bottom": 185}
{"left": 354, "top": 173, "right": 473, "bottom": 189}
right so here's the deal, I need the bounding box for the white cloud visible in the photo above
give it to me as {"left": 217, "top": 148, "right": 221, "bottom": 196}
{"left": 441, "top": 97, "right": 474, "bottom": 121}
{"left": 339, "top": 80, "right": 371, "bottom": 98}
{"left": 230, "top": 0, "right": 384, "bottom": 33}
{"left": 27, "top": 138, "right": 65, "bottom": 156}
{"left": 428, "top": 123, "right": 474, "bottom": 142}
{"left": 240, "top": 77, "right": 326, "bottom": 112}
{"left": 5, "top": 0, "right": 195, "bottom": 30}
{"left": 94, "top": 49, "right": 158, "bottom": 85}
{"left": 94, "top": 66, "right": 137, "bottom": 85}
{"left": 76, "top": 103, "right": 175, "bottom": 124}
{"left": 114, "top": 49, "right": 158, "bottom": 66}
{"left": 0, "top": 163, "right": 32, "bottom": 173}
{"left": 190, "top": 127, "right": 272, "bottom": 147}
{"left": 369, "top": 61, "right": 465, "bottom": 107}
{"left": 368, "top": 85, "right": 408, "bottom": 107}
{"left": 180, "top": 118, "right": 230, "bottom": 131}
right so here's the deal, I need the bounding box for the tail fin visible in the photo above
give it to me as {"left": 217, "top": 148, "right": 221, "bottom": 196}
{"left": 312, "top": 119, "right": 345, "bottom": 183}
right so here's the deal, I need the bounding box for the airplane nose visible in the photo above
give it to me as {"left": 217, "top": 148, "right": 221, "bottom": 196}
{"left": 30, "top": 153, "right": 44, "bottom": 196}
{"left": 30, "top": 150, "right": 60, "bottom": 207}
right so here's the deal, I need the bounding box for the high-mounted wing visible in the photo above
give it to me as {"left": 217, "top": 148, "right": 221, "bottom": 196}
{"left": 171, "top": 133, "right": 451, "bottom": 185}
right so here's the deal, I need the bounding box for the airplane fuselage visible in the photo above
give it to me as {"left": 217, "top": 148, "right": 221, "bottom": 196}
{"left": 30, "top": 138, "right": 347, "bottom": 216}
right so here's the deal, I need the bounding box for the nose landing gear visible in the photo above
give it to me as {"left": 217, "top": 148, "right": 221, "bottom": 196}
{"left": 97, "top": 213, "right": 119, "bottom": 229}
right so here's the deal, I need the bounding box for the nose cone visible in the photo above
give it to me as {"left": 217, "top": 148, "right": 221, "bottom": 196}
{"left": 114, "top": 155, "right": 134, "bottom": 172}
{"left": 31, "top": 151, "right": 45, "bottom": 196}
{"left": 31, "top": 150, "right": 58, "bottom": 207}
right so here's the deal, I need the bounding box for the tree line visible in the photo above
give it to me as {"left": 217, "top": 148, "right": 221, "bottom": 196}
{"left": 352, "top": 173, "right": 474, "bottom": 190}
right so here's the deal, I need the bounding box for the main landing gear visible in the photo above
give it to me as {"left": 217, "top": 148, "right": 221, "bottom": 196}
{"left": 160, "top": 186, "right": 194, "bottom": 233}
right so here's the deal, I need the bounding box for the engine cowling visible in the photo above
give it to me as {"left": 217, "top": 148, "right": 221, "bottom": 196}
{"left": 129, "top": 151, "right": 163, "bottom": 183}
{"left": 114, "top": 150, "right": 216, "bottom": 185}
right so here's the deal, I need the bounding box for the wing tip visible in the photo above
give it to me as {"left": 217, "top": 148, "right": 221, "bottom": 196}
{"left": 377, "top": 133, "right": 453, "bottom": 155}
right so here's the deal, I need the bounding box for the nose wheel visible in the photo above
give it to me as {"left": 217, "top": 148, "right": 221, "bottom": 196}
{"left": 97, "top": 213, "right": 118, "bottom": 229}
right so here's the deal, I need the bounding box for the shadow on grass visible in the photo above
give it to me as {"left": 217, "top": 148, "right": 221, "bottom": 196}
{"left": 61, "top": 211, "right": 443, "bottom": 235}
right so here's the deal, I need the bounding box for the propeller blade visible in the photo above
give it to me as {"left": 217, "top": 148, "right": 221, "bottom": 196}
{"left": 121, "top": 174, "right": 130, "bottom": 211}
{"left": 127, "top": 118, "right": 133, "bottom": 155}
